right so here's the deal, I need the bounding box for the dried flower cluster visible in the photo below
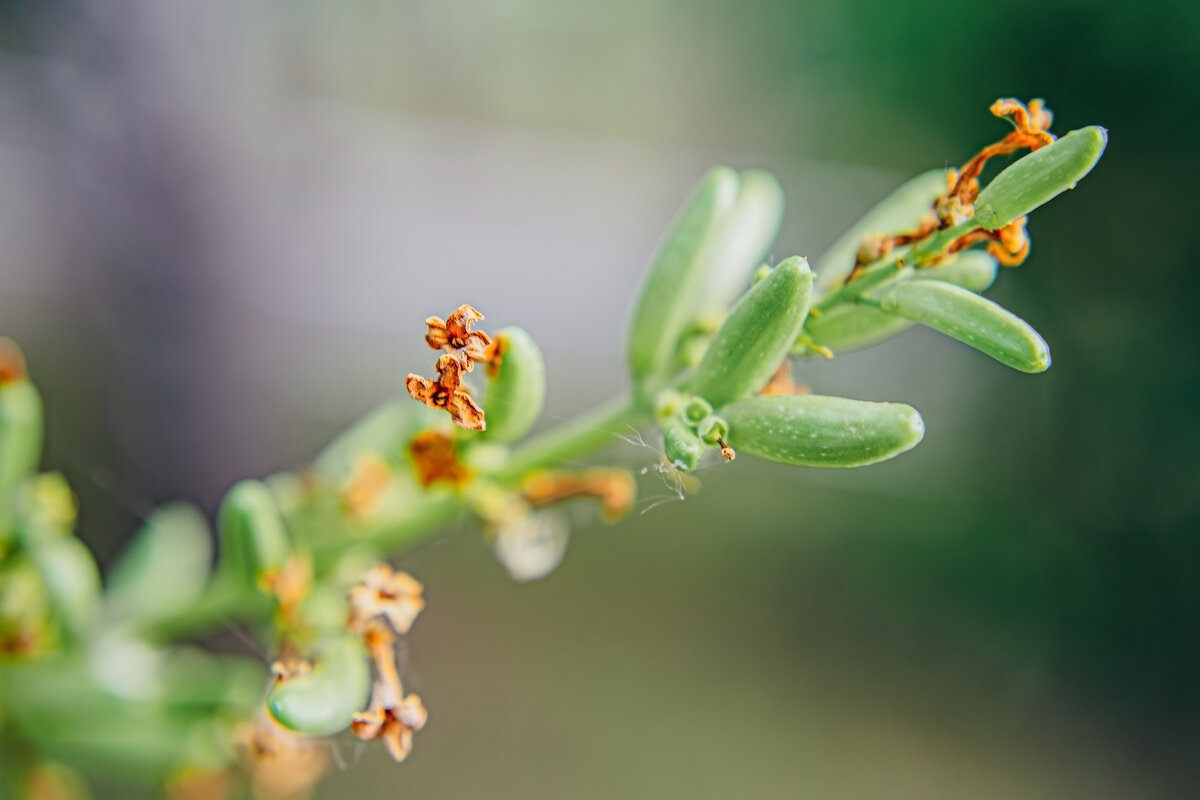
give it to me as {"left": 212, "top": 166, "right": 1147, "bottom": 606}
{"left": 405, "top": 305, "right": 501, "bottom": 430}
{"left": 348, "top": 565, "right": 429, "bottom": 762}
{"left": 847, "top": 98, "right": 1055, "bottom": 282}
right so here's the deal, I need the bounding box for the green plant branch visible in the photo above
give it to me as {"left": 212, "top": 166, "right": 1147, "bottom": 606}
{"left": 0, "top": 99, "right": 1109, "bottom": 800}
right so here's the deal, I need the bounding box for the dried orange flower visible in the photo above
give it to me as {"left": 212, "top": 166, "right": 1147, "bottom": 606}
{"left": 408, "top": 304, "right": 503, "bottom": 429}
{"left": 408, "top": 429, "right": 472, "bottom": 487}
{"left": 260, "top": 556, "right": 312, "bottom": 637}
{"left": 0, "top": 339, "right": 27, "bottom": 385}
{"left": 846, "top": 98, "right": 1053, "bottom": 283}
{"left": 347, "top": 564, "right": 425, "bottom": 635}
{"left": 760, "top": 361, "right": 811, "bottom": 396}
{"left": 425, "top": 304, "right": 492, "bottom": 361}
{"left": 946, "top": 216, "right": 1031, "bottom": 266}
{"left": 167, "top": 767, "right": 233, "bottom": 800}
{"left": 522, "top": 469, "right": 636, "bottom": 522}
{"left": 269, "top": 654, "right": 313, "bottom": 684}
{"left": 406, "top": 351, "right": 486, "bottom": 431}
{"left": 941, "top": 98, "right": 1055, "bottom": 226}
{"left": 351, "top": 690, "right": 428, "bottom": 763}
{"left": 237, "top": 714, "right": 330, "bottom": 800}
{"left": 340, "top": 454, "right": 392, "bottom": 518}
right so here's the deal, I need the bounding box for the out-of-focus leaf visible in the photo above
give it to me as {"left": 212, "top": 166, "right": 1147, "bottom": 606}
{"left": 106, "top": 502, "right": 212, "bottom": 628}
{"left": 627, "top": 167, "right": 739, "bottom": 388}
{"left": 482, "top": 326, "right": 546, "bottom": 444}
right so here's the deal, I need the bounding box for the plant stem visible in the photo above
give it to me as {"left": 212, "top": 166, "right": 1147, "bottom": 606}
{"left": 490, "top": 394, "right": 644, "bottom": 483}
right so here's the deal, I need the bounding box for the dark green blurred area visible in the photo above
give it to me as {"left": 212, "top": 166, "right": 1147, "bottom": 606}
{"left": 2, "top": 0, "right": 1197, "bottom": 797}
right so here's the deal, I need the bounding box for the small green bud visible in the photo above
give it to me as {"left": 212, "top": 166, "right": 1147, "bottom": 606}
{"left": 721, "top": 394, "right": 925, "bottom": 468}
{"left": 266, "top": 635, "right": 372, "bottom": 736}
{"left": 973, "top": 126, "right": 1107, "bottom": 230}
{"left": 627, "top": 167, "right": 739, "bottom": 388}
{"left": 661, "top": 414, "right": 705, "bottom": 472}
{"left": 696, "top": 415, "right": 729, "bottom": 445}
{"left": 813, "top": 170, "right": 946, "bottom": 293}
{"left": 696, "top": 169, "right": 785, "bottom": 317}
{"left": 686, "top": 257, "right": 814, "bottom": 408}
{"left": 217, "top": 480, "right": 290, "bottom": 591}
{"left": 683, "top": 396, "right": 713, "bottom": 425}
{"left": 481, "top": 326, "right": 546, "bottom": 443}
{"left": 803, "top": 251, "right": 998, "bottom": 353}
{"left": 106, "top": 502, "right": 212, "bottom": 627}
{"left": 878, "top": 279, "right": 1050, "bottom": 373}
{"left": 653, "top": 390, "right": 686, "bottom": 420}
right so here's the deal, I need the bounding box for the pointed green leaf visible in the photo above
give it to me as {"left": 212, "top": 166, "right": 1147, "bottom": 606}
{"left": 106, "top": 502, "right": 212, "bottom": 627}
{"left": 721, "top": 394, "right": 925, "bottom": 467}
{"left": 482, "top": 326, "right": 546, "bottom": 443}
{"left": 878, "top": 279, "right": 1050, "bottom": 372}
{"left": 627, "top": 167, "right": 739, "bottom": 388}
{"left": 696, "top": 169, "right": 785, "bottom": 317}
{"left": 803, "top": 251, "right": 998, "bottom": 353}
{"left": 686, "top": 257, "right": 813, "bottom": 407}
{"left": 813, "top": 169, "right": 946, "bottom": 293}
{"left": 973, "top": 126, "right": 1107, "bottom": 230}
{"left": 266, "top": 635, "right": 371, "bottom": 736}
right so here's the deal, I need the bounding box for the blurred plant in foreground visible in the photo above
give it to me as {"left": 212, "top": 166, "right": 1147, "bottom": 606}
{"left": 0, "top": 100, "right": 1105, "bottom": 800}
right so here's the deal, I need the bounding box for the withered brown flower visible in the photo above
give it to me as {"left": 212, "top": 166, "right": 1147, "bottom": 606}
{"left": 350, "top": 691, "right": 428, "bottom": 763}
{"left": 347, "top": 564, "right": 425, "bottom": 635}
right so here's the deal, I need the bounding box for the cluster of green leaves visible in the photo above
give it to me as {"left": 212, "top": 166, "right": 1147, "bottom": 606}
{"left": 0, "top": 369, "right": 263, "bottom": 791}
{"left": 628, "top": 125, "right": 1106, "bottom": 470}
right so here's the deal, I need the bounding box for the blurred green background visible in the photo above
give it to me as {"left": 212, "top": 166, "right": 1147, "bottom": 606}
{"left": 1, "top": 0, "right": 1197, "bottom": 797}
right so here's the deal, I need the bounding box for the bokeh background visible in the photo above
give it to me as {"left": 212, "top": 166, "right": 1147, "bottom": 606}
{"left": 2, "top": 0, "right": 1198, "bottom": 797}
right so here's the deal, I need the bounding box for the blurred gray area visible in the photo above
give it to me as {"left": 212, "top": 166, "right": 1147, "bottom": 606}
{"left": 1, "top": 0, "right": 1197, "bottom": 797}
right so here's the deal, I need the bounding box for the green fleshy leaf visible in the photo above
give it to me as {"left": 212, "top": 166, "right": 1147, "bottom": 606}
{"left": 266, "top": 635, "right": 371, "bottom": 736}
{"left": 696, "top": 169, "right": 785, "bottom": 317}
{"left": 106, "top": 502, "right": 212, "bottom": 628}
{"left": 973, "top": 126, "right": 1107, "bottom": 230}
{"left": 482, "top": 326, "right": 546, "bottom": 443}
{"left": 627, "top": 167, "right": 739, "bottom": 388}
{"left": 721, "top": 394, "right": 925, "bottom": 468}
{"left": 661, "top": 414, "right": 705, "bottom": 472}
{"left": 878, "top": 279, "right": 1050, "bottom": 372}
{"left": 803, "top": 251, "right": 998, "bottom": 353}
{"left": 685, "top": 257, "right": 813, "bottom": 407}
{"left": 813, "top": 169, "right": 946, "bottom": 293}
{"left": 216, "top": 480, "right": 290, "bottom": 591}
